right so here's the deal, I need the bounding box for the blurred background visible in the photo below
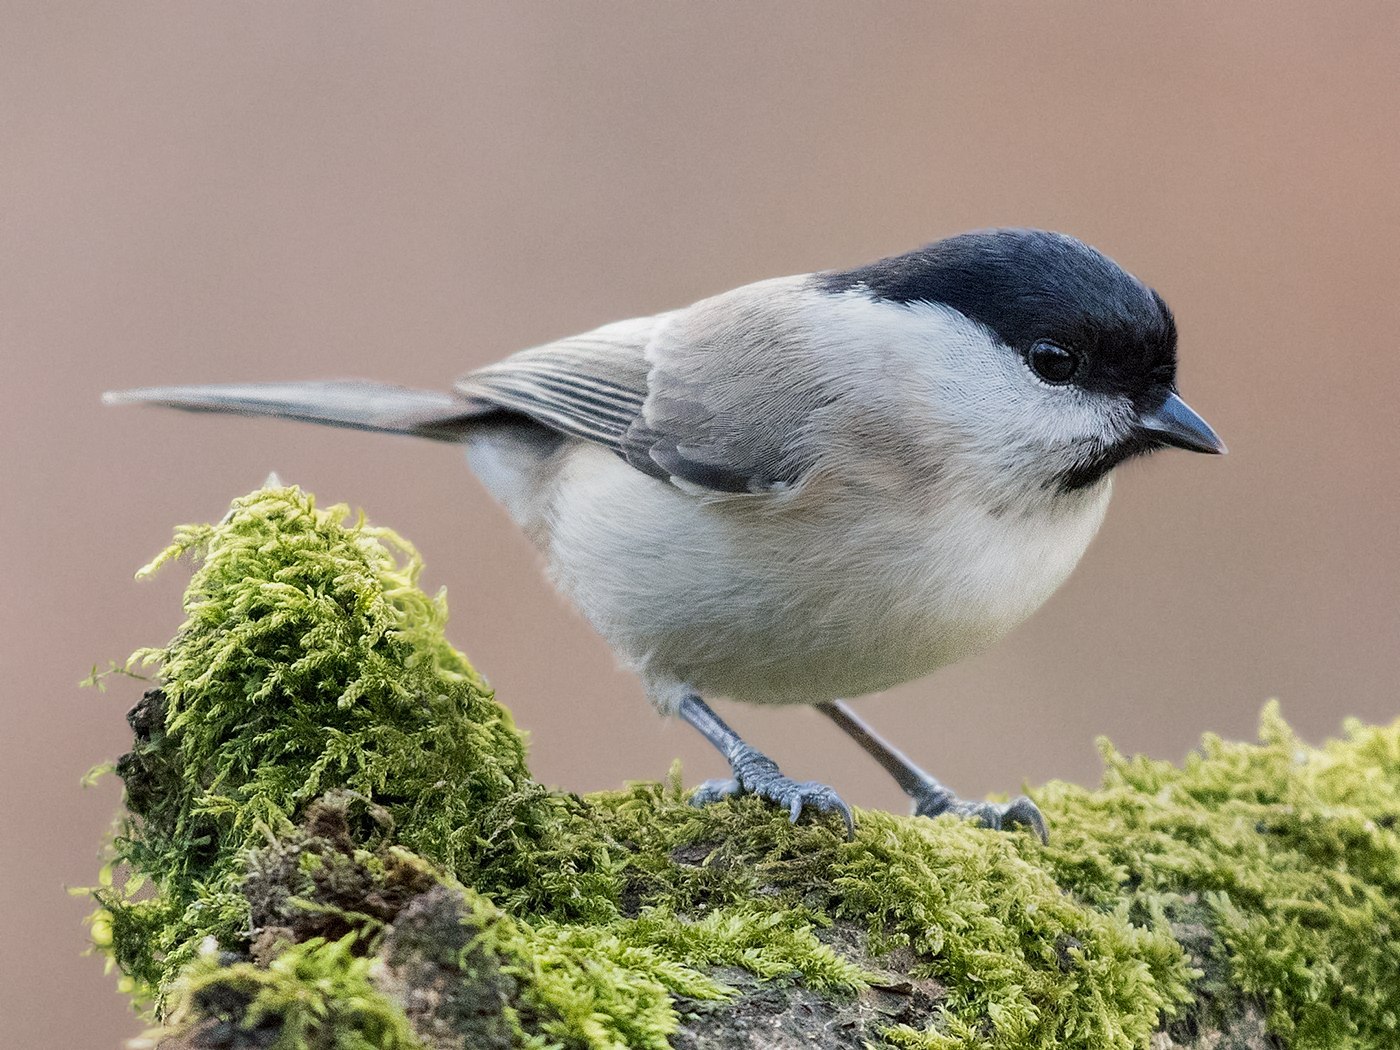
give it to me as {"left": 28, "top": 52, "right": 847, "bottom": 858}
{"left": 4, "top": 3, "right": 1399, "bottom": 1044}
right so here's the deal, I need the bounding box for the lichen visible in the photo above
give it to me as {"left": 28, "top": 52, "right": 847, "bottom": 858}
{"left": 91, "top": 485, "right": 1400, "bottom": 1049}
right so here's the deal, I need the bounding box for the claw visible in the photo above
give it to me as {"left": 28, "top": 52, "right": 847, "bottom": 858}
{"left": 997, "top": 796, "right": 1049, "bottom": 844}
{"left": 690, "top": 756, "right": 855, "bottom": 839}
{"left": 913, "top": 785, "right": 1049, "bottom": 844}
{"left": 826, "top": 794, "right": 857, "bottom": 841}
{"left": 690, "top": 778, "right": 741, "bottom": 808}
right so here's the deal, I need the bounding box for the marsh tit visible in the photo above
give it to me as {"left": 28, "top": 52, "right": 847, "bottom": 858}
{"left": 106, "top": 228, "right": 1224, "bottom": 841}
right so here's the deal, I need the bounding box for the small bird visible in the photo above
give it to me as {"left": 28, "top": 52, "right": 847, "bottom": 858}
{"left": 106, "top": 229, "right": 1224, "bottom": 841}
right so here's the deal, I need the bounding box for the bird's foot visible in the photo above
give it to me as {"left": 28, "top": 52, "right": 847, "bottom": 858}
{"left": 691, "top": 746, "right": 854, "bottom": 839}
{"left": 912, "top": 783, "right": 1048, "bottom": 843}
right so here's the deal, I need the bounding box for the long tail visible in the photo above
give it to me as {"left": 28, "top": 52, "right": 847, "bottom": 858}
{"left": 103, "top": 380, "right": 490, "bottom": 442}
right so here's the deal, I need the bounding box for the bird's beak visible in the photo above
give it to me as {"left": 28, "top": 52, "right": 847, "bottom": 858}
{"left": 1137, "top": 393, "right": 1226, "bottom": 455}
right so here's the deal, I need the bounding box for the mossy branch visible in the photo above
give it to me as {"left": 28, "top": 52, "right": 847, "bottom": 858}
{"left": 91, "top": 486, "right": 1400, "bottom": 1050}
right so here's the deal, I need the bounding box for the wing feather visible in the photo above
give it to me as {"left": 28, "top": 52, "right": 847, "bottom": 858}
{"left": 629, "top": 276, "right": 827, "bottom": 491}
{"left": 455, "top": 317, "right": 657, "bottom": 451}
{"left": 456, "top": 276, "right": 830, "bottom": 493}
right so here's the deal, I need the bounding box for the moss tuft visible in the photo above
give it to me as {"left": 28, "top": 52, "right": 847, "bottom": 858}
{"left": 92, "top": 485, "right": 1400, "bottom": 1049}
{"left": 97, "top": 486, "right": 620, "bottom": 1010}
{"left": 834, "top": 812, "right": 1191, "bottom": 1049}
{"left": 163, "top": 936, "right": 422, "bottom": 1050}
{"left": 1028, "top": 704, "right": 1400, "bottom": 1049}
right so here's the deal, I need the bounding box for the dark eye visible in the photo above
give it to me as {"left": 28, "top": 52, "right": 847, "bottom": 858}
{"left": 1027, "top": 340, "right": 1081, "bottom": 385}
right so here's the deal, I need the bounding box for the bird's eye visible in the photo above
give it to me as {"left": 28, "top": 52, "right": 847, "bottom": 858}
{"left": 1027, "top": 341, "right": 1081, "bottom": 385}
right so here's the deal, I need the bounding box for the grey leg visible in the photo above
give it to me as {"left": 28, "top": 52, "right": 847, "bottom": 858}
{"left": 680, "top": 694, "right": 854, "bottom": 839}
{"left": 817, "top": 700, "right": 1047, "bottom": 843}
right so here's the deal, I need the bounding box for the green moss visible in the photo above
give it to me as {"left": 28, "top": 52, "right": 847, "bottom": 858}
{"left": 833, "top": 812, "right": 1191, "bottom": 1049}
{"left": 167, "top": 936, "right": 422, "bottom": 1050}
{"left": 92, "top": 485, "right": 1400, "bottom": 1049}
{"left": 1026, "top": 706, "right": 1400, "bottom": 1048}
{"left": 97, "top": 486, "right": 624, "bottom": 1006}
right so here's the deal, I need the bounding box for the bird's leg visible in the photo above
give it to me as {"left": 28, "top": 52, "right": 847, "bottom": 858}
{"left": 816, "top": 700, "right": 1047, "bottom": 843}
{"left": 680, "top": 694, "right": 854, "bottom": 839}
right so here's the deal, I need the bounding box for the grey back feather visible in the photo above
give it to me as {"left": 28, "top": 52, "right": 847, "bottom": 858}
{"left": 456, "top": 276, "right": 828, "bottom": 493}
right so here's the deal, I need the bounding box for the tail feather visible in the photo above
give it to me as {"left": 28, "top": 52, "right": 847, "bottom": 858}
{"left": 102, "top": 380, "right": 490, "bottom": 442}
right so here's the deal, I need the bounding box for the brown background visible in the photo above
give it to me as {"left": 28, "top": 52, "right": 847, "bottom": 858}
{"left": 4, "top": 3, "right": 1399, "bottom": 1045}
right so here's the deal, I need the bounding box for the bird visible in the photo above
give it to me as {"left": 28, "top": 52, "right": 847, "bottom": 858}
{"left": 105, "top": 228, "right": 1224, "bottom": 842}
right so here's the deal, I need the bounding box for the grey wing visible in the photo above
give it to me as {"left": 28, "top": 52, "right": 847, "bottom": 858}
{"left": 627, "top": 275, "right": 827, "bottom": 492}
{"left": 456, "top": 275, "right": 828, "bottom": 493}
{"left": 455, "top": 315, "right": 663, "bottom": 474}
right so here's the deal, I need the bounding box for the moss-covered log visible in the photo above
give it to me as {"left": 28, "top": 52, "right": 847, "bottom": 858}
{"left": 90, "top": 486, "right": 1400, "bottom": 1049}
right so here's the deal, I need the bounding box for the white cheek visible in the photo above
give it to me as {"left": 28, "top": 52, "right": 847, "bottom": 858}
{"left": 887, "top": 305, "right": 1132, "bottom": 454}
{"left": 1016, "top": 382, "right": 1129, "bottom": 448}
{"left": 800, "top": 295, "right": 1133, "bottom": 487}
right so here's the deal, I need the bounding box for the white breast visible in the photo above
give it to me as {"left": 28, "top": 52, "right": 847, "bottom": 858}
{"left": 537, "top": 443, "right": 1111, "bottom": 709}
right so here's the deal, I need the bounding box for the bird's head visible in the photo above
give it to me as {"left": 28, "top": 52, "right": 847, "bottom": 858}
{"left": 819, "top": 228, "right": 1224, "bottom": 499}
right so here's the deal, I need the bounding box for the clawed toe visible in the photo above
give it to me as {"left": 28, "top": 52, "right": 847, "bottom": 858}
{"left": 772, "top": 780, "right": 855, "bottom": 839}
{"left": 690, "top": 778, "right": 742, "bottom": 807}
{"left": 914, "top": 786, "right": 1048, "bottom": 843}
{"left": 678, "top": 695, "right": 856, "bottom": 838}
{"left": 688, "top": 778, "right": 744, "bottom": 812}
{"left": 973, "top": 795, "right": 1049, "bottom": 843}
{"left": 690, "top": 770, "right": 854, "bottom": 839}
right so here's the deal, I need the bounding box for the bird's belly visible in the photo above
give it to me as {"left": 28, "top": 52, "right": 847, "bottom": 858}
{"left": 542, "top": 446, "right": 1111, "bottom": 708}
{"left": 652, "top": 515, "right": 1102, "bottom": 705}
{"left": 540, "top": 445, "right": 1108, "bottom": 708}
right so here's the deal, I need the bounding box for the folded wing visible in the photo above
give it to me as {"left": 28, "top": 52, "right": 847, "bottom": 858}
{"left": 457, "top": 276, "right": 826, "bottom": 493}
{"left": 456, "top": 316, "right": 655, "bottom": 455}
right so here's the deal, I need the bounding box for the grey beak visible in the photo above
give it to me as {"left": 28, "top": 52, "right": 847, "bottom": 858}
{"left": 1138, "top": 393, "right": 1226, "bottom": 455}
